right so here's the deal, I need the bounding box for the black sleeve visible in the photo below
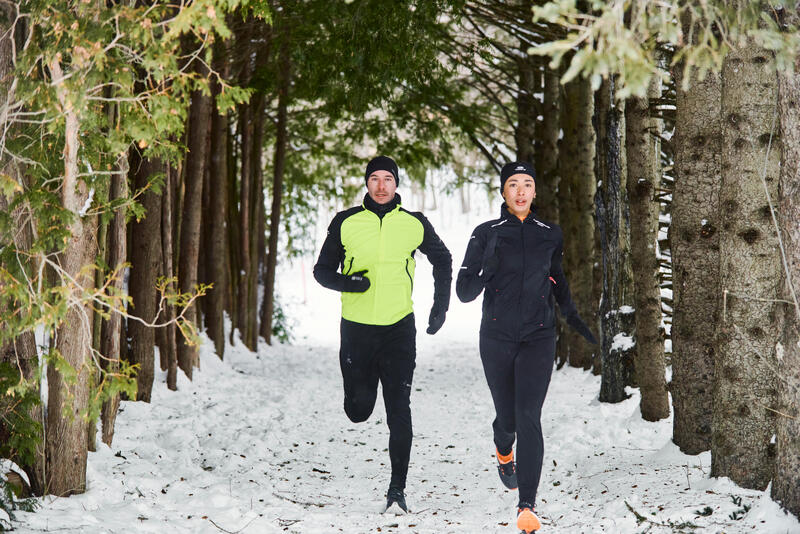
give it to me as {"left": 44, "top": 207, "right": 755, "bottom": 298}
{"left": 550, "top": 231, "right": 578, "bottom": 317}
{"left": 416, "top": 214, "right": 452, "bottom": 310}
{"left": 313, "top": 212, "right": 352, "bottom": 292}
{"left": 456, "top": 225, "right": 486, "bottom": 303}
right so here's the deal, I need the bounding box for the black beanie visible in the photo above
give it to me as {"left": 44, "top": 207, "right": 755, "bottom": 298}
{"left": 365, "top": 156, "right": 399, "bottom": 186}
{"left": 500, "top": 161, "right": 535, "bottom": 191}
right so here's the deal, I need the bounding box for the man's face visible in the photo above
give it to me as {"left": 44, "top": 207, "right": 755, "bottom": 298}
{"left": 366, "top": 170, "right": 397, "bottom": 204}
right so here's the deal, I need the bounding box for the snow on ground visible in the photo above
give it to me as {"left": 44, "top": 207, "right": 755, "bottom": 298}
{"left": 13, "top": 186, "right": 800, "bottom": 534}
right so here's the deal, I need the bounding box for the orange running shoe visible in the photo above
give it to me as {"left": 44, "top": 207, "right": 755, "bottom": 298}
{"left": 496, "top": 449, "right": 518, "bottom": 490}
{"left": 517, "top": 502, "right": 541, "bottom": 533}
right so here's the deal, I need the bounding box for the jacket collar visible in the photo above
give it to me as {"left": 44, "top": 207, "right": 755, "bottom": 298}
{"left": 364, "top": 192, "right": 401, "bottom": 219}
{"left": 499, "top": 202, "right": 538, "bottom": 225}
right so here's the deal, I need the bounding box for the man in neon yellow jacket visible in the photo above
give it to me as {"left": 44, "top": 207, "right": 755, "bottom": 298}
{"left": 314, "top": 156, "right": 452, "bottom": 514}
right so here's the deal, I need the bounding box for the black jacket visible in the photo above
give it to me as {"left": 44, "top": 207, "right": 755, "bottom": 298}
{"left": 456, "top": 205, "right": 578, "bottom": 342}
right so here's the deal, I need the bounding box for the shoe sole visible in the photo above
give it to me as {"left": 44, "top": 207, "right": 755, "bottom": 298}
{"left": 517, "top": 509, "right": 541, "bottom": 532}
{"left": 384, "top": 502, "right": 408, "bottom": 515}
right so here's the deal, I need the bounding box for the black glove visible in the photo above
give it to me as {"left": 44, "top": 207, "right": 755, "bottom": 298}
{"left": 426, "top": 301, "right": 447, "bottom": 335}
{"left": 566, "top": 313, "right": 598, "bottom": 344}
{"left": 342, "top": 269, "right": 370, "bottom": 293}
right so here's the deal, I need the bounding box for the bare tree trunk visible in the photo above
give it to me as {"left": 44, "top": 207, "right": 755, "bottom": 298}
{"left": 515, "top": 53, "right": 539, "bottom": 165}
{"left": 670, "top": 67, "right": 721, "bottom": 454}
{"left": 772, "top": 46, "right": 800, "bottom": 517}
{"left": 100, "top": 155, "right": 128, "bottom": 445}
{"left": 595, "top": 77, "right": 635, "bottom": 403}
{"left": 128, "top": 153, "right": 163, "bottom": 402}
{"left": 46, "top": 59, "right": 97, "bottom": 496}
{"left": 178, "top": 85, "right": 212, "bottom": 378}
{"left": 248, "top": 93, "right": 266, "bottom": 349}
{"left": 260, "top": 42, "right": 290, "bottom": 344}
{"left": 160, "top": 162, "right": 178, "bottom": 391}
{"left": 711, "top": 42, "right": 780, "bottom": 490}
{"left": 625, "top": 78, "right": 669, "bottom": 421}
{"left": 559, "top": 76, "right": 596, "bottom": 370}
{"left": 205, "top": 72, "right": 230, "bottom": 359}
{"left": 536, "top": 66, "right": 560, "bottom": 224}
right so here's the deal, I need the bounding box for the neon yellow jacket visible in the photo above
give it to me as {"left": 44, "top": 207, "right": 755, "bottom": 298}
{"left": 314, "top": 194, "right": 452, "bottom": 326}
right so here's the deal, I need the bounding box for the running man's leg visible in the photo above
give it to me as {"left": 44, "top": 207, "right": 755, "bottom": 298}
{"left": 479, "top": 335, "right": 518, "bottom": 456}
{"left": 514, "top": 336, "right": 556, "bottom": 506}
{"left": 340, "top": 318, "right": 380, "bottom": 423}
{"left": 378, "top": 314, "right": 416, "bottom": 490}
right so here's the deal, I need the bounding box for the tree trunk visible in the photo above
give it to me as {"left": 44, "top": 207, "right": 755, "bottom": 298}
{"left": 558, "top": 76, "right": 596, "bottom": 370}
{"left": 0, "top": 193, "right": 46, "bottom": 496}
{"left": 260, "top": 42, "right": 290, "bottom": 344}
{"left": 236, "top": 100, "right": 254, "bottom": 347}
{"left": 625, "top": 78, "right": 669, "bottom": 421}
{"left": 160, "top": 162, "right": 178, "bottom": 391}
{"left": 46, "top": 59, "right": 97, "bottom": 496}
{"left": 0, "top": 8, "right": 45, "bottom": 494}
{"left": 536, "top": 66, "right": 560, "bottom": 223}
{"left": 100, "top": 155, "right": 128, "bottom": 445}
{"left": 670, "top": 68, "right": 721, "bottom": 454}
{"left": 595, "top": 77, "right": 635, "bottom": 403}
{"left": 515, "top": 54, "right": 538, "bottom": 165}
{"left": 178, "top": 86, "right": 212, "bottom": 378}
{"left": 772, "top": 48, "right": 800, "bottom": 518}
{"left": 711, "top": 42, "right": 781, "bottom": 490}
{"left": 205, "top": 77, "right": 230, "bottom": 359}
{"left": 248, "top": 93, "right": 266, "bottom": 349}
{"left": 128, "top": 153, "right": 163, "bottom": 402}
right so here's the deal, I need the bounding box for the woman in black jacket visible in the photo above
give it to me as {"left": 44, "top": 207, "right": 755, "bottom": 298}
{"left": 456, "top": 162, "right": 596, "bottom": 533}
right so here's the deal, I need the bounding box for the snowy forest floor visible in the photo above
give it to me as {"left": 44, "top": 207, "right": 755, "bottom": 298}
{"left": 12, "top": 195, "right": 800, "bottom": 534}
{"left": 13, "top": 330, "right": 800, "bottom": 533}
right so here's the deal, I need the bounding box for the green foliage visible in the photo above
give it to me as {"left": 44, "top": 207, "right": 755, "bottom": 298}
{"left": 531, "top": 0, "right": 800, "bottom": 98}
{"left": 0, "top": 475, "right": 38, "bottom": 532}
{"left": 0, "top": 364, "right": 42, "bottom": 467}
{"left": 270, "top": 293, "right": 294, "bottom": 345}
{"left": 0, "top": 0, "right": 250, "bottom": 453}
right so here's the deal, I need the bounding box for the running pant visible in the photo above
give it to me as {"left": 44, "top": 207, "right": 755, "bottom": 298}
{"left": 479, "top": 335, "right": 556, "bottom": 506}
{"left": 339, "top": 313, "right": 416, "bottom": 490}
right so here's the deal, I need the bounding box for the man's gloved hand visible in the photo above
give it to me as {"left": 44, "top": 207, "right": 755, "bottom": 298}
{"left": 426, "top": 301, "right": 447, "bottom": 335}
{"left": 342, "top": 269, "right": 370, "bottom": 293}
{"left": 566, "top": 313, "right": 598, "bottom": 344}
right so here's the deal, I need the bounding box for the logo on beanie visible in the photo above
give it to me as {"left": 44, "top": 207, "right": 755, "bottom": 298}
{"left": 516, "top": 166, "right": 525, "bottom": 171}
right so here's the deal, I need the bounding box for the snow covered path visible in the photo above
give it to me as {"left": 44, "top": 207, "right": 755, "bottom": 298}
{"left": 15, "top": 333, "right": 799, "bottom": 533}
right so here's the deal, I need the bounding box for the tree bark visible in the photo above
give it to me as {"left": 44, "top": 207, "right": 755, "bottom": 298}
{"left": 536, "top": 66, "right": 560, "bottom": 224}
{"left": 595, "top": 77, "right": 635, "bottom": 403}
{"left": 205, "top": 75, "right": 230, "bottom": 359}
{"left": 670, "top": 67, "right": 721, "bottom": 454}
{"left": 558, "top": 76, "right": 596, "bottom": 370}
{"left": 0, "top": 7, "right": 45, "bottom": 494}
{"left": 100, "top": 155, "right": 128, "bottom": 445}
{"left": 711, "top": 42, "right": 781, "bottom": 490}
{"left": 46, "top": 59, "right": 97, "bottom": 496}
{"left": 160, "top": 162, "right": 178, "bottom": 391}
{"left": 178, "top": 85, "right": 212, "bottom": 379}
{"left": 248, "top": 92, "right": 266, "bottom": 349}
{"left": 772, "top": 47, "right": 800, "bottom": 518}
{"left": 625, "top": 77, "right": 669, "bottom": 421}
{"left": 128, "top": 153, "right": 163, "bottom": 402}
{"left": 260, "top": 41, "right": 290, "bottom": 344}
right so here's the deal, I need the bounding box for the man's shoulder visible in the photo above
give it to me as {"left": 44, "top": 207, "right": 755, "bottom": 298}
{"left": 398, "top": 207, "right": 431, "bottom": 227}
{"left": 333, "top": 205, "right": 365, "bottom": 223}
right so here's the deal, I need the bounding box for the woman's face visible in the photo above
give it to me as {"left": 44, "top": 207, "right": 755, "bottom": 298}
{"left": 503, "top": 174, "right": 536, "bottom": 218}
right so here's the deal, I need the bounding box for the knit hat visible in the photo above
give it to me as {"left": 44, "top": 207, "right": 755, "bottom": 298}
{"left": 365, "top": 156, "right": 399, "bottom": 186}
{"left": 500, "top": 161, "right": 535, "bottom": 191}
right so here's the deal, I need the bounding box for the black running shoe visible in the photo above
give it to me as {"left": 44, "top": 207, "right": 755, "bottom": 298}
{"left": 384, "top": 486, "right": 408, "bottom": 514}
{"left": 497, "top": 449, "right": 518, "bottom": 490}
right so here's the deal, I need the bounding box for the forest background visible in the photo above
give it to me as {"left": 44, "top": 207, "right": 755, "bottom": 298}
{"left": 0, "top": 0, "right": 799, "bottom": 527}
